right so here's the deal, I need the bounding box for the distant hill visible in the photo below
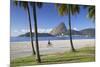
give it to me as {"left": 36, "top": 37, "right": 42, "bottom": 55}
{"left": 18, "top": 28, "right": 95, "bottom": 37}
{"left": 19, "top": 22, "right": 95, "bottom": 37}
{"left": 65, "top": 29, "right": 82, "bottom": 35}
{"left": 80, "top": 28, "right": 95, "bottom": 37}
{"left": 65, "top": 28, "right": 95, "bottom": 37}
{"left": 50, "top": 22, "right": 95, "bottom": 37}
{"left": 19, "top": 32, "right": 54, "bottom": 37}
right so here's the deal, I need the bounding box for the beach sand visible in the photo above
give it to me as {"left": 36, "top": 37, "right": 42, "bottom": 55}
{"left": 10, "top": 39, "right": 95, "bottom": 60}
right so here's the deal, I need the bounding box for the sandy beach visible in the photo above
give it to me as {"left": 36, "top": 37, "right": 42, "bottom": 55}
{"left": 10, "top": 39, "right": 95, "bottom": 60}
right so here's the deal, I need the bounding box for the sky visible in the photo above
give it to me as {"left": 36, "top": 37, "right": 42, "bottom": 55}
{"left": 10, "top": 1, "right": 95, "bottom": 37}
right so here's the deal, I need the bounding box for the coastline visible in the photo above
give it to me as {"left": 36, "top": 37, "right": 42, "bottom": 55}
{"left": 10, "top": 39, "right": 95, "bottom": 60}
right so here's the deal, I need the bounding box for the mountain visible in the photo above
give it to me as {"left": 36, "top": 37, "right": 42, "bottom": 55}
{"left": 65, "top": 29, "right": 82, "bottom": 35}
{"left": 18, "top": 28, "right": 95, "bottom": 37}
{"left": 50, "top": 22, "right": 95, "bottom": 37}
{"left": 19, "top": 32, "right": 54, "bottom": 37}
{"left": 50, "top": 22, "right": 67, "bottom": 35}
{"left": 80, "top": 28, "right": 95, "bottom": 37}
{"left": 65, "top": 28, "right": 95, "bottom": 37}
{"left": 18, "top": 21, "right": 95, "bottom": 37}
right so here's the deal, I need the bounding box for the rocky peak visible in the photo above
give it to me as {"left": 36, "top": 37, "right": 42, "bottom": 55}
{"left": 50, "top": 22, "right": 67, "bottom": 35}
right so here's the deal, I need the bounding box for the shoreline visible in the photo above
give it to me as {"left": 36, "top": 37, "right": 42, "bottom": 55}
{"left": 10, "top": 39, "right": 95, "bottom": 60}
{"left": 10, "top": 39, "right": 95, "bottom": 43}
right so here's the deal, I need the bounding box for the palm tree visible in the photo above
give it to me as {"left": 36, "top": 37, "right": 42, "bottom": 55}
{"left": 87, "top": 6, "right": 95, "bottom": 21}
{"left": 14, "top": 1, "right": 36, "bottom": 55}
{"left": 30, "top": 2, "right": 43, "bottom": 63}
{"left": 57, "top": 4, "right": 80, "bottom": 52}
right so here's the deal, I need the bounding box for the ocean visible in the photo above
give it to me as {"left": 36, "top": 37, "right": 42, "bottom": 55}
{"left": 10, "top": 36, "right": 95, "bottom": 42}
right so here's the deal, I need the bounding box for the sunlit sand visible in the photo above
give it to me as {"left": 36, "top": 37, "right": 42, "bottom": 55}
{"left": 10, "top": 39, "right": 95, "bottom": 60}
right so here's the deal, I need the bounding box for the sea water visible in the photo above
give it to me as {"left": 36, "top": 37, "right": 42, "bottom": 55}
{"left": 10, "top": 36, "right": 95, "bottom": 42}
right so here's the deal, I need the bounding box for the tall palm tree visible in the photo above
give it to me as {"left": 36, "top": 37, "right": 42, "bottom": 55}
{"left": 57, "top": 4, "right": 80, "bottom": 52}
{"left": 30, "top": 2, "right": 43, "bottom": 63}
{"left": 14, "top": 1, "right": 36, "bottom": 55}
{"left": 87, "top": 6, "right": 95, "bottom": 21}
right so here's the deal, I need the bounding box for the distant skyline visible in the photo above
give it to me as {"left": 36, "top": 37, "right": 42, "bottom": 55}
{"left": 10, "top": 1, "right": 95, "bottom": 37}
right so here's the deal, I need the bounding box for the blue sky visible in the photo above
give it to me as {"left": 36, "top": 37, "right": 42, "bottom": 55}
{"left": 10, "top": 2, "right": 95, "bottom": 37}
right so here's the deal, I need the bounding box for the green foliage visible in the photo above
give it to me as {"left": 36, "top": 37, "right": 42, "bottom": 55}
{"left": 10, "top": 47, "right": 95, "bottom": 67}
{"left": 14, "top": 1, "right": 43, "bottom": 10}
{"left": 57, "top": 4, "right": 80, "bottom": 16}
{"left": 58, "top": 4, "right": 68, "bottom": 16}
{"left": 14, "top": 1, "right": 29, "bottom": 10}
{"left": 87, "top": 6, "right": 95, "bottom": 21}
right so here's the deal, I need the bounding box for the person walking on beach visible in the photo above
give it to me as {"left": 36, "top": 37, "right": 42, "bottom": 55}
{"left": 47, "top": 40, "right": 52, "bottom": 47}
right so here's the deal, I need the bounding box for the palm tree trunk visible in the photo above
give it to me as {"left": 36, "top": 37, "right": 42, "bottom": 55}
{"left": 68, "top": 5, "right": 76, "bottom": 52}
{"left": 27, "top": 3, "right": 36, "bottom": 55}
{"left": 32, "top": 2, "right": 41, "bottom": 63}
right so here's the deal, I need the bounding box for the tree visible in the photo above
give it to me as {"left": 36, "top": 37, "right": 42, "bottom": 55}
{"left": 87, "top": 6, "right": 95, "bottom": 21}
{"left": 14, "top": 1, "right": 36, "bottom": 55}
{"left": 30, "top": 2, "right": 43, "bottom": 63}
{"left": 57, "top": 4, "right": 80, "bottom": 52}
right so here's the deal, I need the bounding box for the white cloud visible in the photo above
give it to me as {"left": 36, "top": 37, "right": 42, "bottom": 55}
{"left": 13, "top": 30, "right": 18, "bottom": 33}
{"left": 21, "top": 29, "right": 28, "bottom": 33}
{"left": 11, "top": 29, "right": 28, "bottom": 37}
{"left": 11, "top": 30, "right": 20, "bottom": 37}
{"left": 73, "top": 27, "right": 79, "bottom": 31}
{"left": 11, "top": 28, "right": 52, "bottom": 36}
{"left": 38, "top": 28, "right": 52, "bottom": 33}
